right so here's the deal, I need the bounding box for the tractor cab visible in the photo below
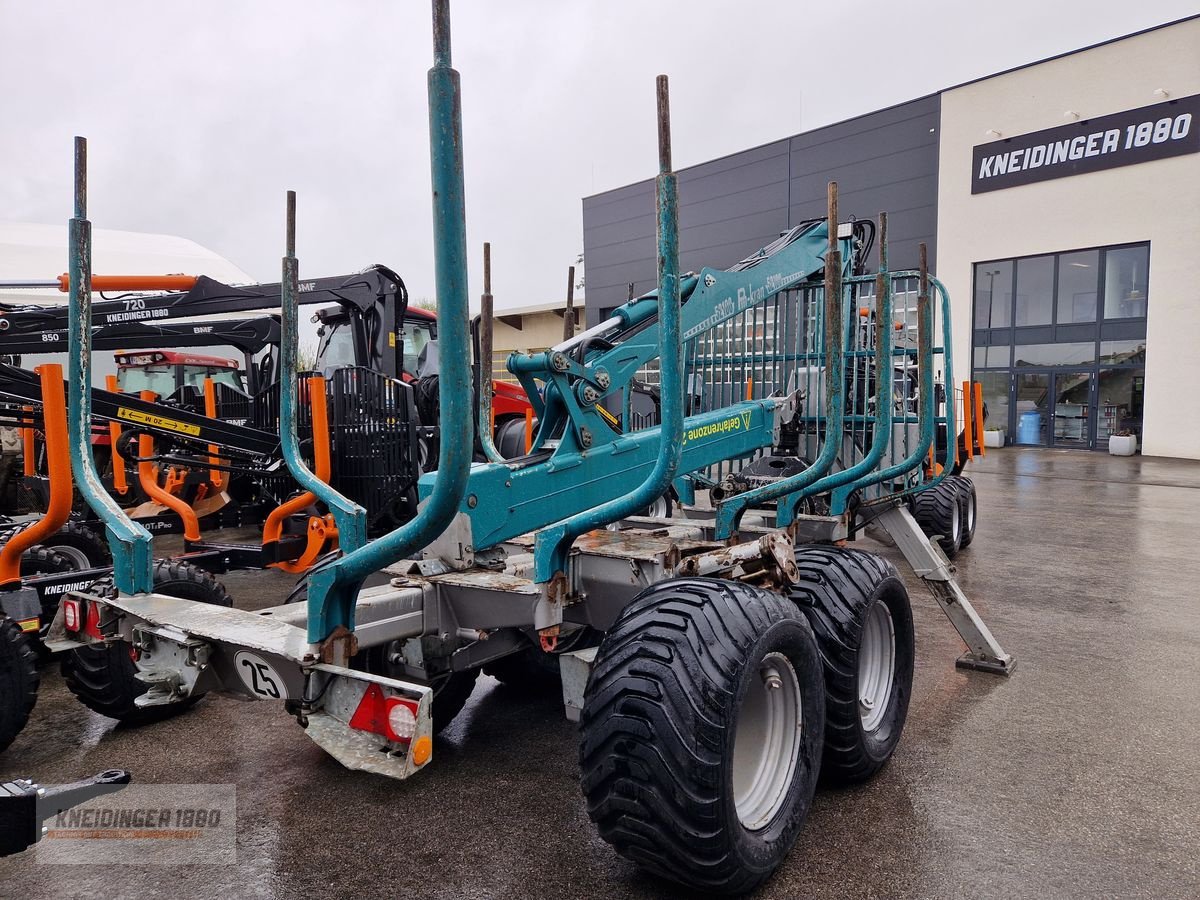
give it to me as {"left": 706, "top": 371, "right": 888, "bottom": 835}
{"left": 114, "top": 350, "right": 244, "bottom": 395}
{"left": 313, "top": 303, "right": 436, "bottom": 382}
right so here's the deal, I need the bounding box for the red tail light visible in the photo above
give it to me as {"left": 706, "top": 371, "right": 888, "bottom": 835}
{"left": 84, "top": 600, "right": 103, "bottom": 639}
{"left": 348, "top": 683, "right": 420, "bottom": 744}
{"left": 62, "top": 598, "right": 82, "bottom": 632}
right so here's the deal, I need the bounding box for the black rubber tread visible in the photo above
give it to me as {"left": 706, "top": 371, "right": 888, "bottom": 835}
{"left": 414, "top": 374, "right": 441, "bottom": 466}
{"left": 61, "top": 560, "right": 232, "bottom": 724}
{"left": 912, "top": 478, "right": 962, "bottom": 558}
{"left": 787, "top": 546, "right": 915, "bottom": 785}
{"left": 360, "top": 644, "right": 479, "bottom": 734}
{"left": 951, "top": 475, "right": 977, "bottom": 550}
{"left": 482, "top": 627, "right": 600, "bottom": 693}
{"left": 427, "top": 669, "right": 479, "bottom": 733}
{"left": 483, "top": 645, "right": 563, "bottom": 692}
{"left": 0, "top": 616, "right": 39, "bottom": 754}
{"left": 26, "top": 521, "right": 112, "bottom": 570}
{"left": 580, "top": 578, "right": 825, "bottom": 895}
{"left": 19, "top": 545, "right": 75, "bottom": 577}
{"left": 494, "top": 416, "right": 530, "bottom": 460}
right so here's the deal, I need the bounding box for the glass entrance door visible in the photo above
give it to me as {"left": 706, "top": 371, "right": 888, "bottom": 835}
{"left": 1014, "top": 372, "right": 1049, "bottom": 446}
{"left": 1050, "top": 370, "right": 1094, "bottom": 448}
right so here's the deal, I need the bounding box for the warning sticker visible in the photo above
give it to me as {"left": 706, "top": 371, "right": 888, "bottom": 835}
{"left": 683, "top": 412, "right": 753, "bottom": 445}
{"left": 116, "top": 408, "right": 202, "bottom": 437}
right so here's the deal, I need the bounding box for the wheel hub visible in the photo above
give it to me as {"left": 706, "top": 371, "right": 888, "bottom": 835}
{"left": 858, "top": 601, "right": 896, "bottom": 732}
{"left": 732, "top": 652, "right": 803, "bottom": 830}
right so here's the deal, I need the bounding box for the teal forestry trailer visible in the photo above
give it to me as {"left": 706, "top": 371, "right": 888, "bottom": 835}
{"left": 34, "top": 0, "right": 1011, "bottom": 891}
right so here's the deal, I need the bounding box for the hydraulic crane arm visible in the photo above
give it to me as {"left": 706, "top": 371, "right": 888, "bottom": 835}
{"left": 0, "top": 316, "right": 279, "bottom": 359}
{"left": 508, "top": 219, "right": 855, "bottom": 452}
{"left": 0, "top": 363, "right": 279, "bottom": 459}
{"left": 0, "top": 265, "right": 406, "bottom": 378}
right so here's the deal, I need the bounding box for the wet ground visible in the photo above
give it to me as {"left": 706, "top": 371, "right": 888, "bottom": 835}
{"left": 2, "top": 447, "right": 1199, "bottom": 898}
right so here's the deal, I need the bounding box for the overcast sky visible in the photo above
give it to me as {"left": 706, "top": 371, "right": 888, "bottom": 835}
{"left": 1, "top": 1, "right": 1194, "bottom": 311}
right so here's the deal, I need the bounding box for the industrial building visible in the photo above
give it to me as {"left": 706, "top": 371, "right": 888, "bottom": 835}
{"left": 583, "top": 15, "right": 1199, "bottom": 459}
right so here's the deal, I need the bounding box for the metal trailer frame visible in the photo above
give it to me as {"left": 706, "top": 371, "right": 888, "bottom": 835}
{"left": 46, "top": 0, "right": 1011, "bottom": 796}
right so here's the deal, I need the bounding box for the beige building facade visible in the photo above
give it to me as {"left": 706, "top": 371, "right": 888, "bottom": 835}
{"left": 488, "top": 300, "right": 579, "bottom": 383}
{"left": 937, "top": 17, "right": 1200, "bottom": 459}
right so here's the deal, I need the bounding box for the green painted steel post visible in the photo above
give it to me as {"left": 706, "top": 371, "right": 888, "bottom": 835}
{"left": 848, "top": 246, "right": 938, "bottom": 496}
{"left": 278, "top": 191, "right": 368, "bottom": 553}
{"left": 304, "top": 0, "right": 473, "bottom": 643}
{"left": 711, "top": 182, "right": 847, "bottom": 540}
{"left": 531, "top": 74, "right": 683, "bottom": 582}
{"left": 477, "top": 242, "right": 505, "bottom": 464}
{"left": 66, "top": 137, "right": 153, "bottom": 594}
{"left": 791, "top": 212, "right": 894, "bottom": 517}
{"left": 914, "top": 273, "right": 956, "bottom": 492}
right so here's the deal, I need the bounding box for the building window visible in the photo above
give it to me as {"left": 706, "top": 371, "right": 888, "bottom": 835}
{"left": 1103, "top": 245, "right": 1150, "bottom": 319}
{"left": 973, "top": 260, "right": 1012, "bottom": 328}
{"left": 1014, "top": 255, "right": 1053, "bottom": 326}
{"left": 1055, "top": 250, "right": 1099, "bottom": 323}
{"left": 971, "top": 241, "right": 1148, "bottom": 450}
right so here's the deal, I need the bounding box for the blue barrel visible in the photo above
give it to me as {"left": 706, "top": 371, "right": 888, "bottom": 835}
{"left": 1017, "top": 410, "right": 1042, "bottom": 444}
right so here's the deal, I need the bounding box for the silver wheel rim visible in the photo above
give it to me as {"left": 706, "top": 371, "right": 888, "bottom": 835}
{"left": 647, "top": 495, "right": 670, "bottom": 518}
{"left": 950, "top": 495, "right": 960, "bottom": 541}
{"left": 732, "top": 651, "right": 803, "bottom": 831}
{"left": 965, "top": 491, "right": 976, "bottom": 533}
{"left": 858, "top": 601, "right": 895, "bottom": 732}
{"left": 49, "top": 545, "right": 90, "bottom": 570}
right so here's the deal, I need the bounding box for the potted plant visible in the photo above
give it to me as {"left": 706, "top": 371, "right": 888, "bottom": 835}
{"left": 1109, "top": 429, "right": 1137, "bottom": 456}
{"left": 984, "top": 425, "right": 1005, "bottom": 448}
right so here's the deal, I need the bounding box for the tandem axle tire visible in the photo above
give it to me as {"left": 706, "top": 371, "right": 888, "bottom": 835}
{"left": 912, "top": 478, "right": 963, "bottom": 558}
{"left": 950, "top": 475, "right": 977, "bottom": 549}
{"left": 0, "top": 616, "right": 39, "bottom": 754}
{"left": 579, "top": 578, "right": 825, "bottom": 895}
{"left": 788, "top": 546, "right": 915, "bottom": 785}
{"left": 61, "top": 561, "right": 232, "bottom": 724}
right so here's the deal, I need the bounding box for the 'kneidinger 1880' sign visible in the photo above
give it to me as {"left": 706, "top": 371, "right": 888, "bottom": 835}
{"left": 972, "top": 94, "right": 1198, "bottom": 194}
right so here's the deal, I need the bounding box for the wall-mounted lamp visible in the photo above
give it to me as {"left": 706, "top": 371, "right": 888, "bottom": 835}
{"left": 1064, "top": 110, "right": 1080, "bottom": 120}
{"left": 985, "top": 128, "right": 1002, "bottom": 138}
{"left": 1153, "top": 88, "right": 1170, "bottom": 98}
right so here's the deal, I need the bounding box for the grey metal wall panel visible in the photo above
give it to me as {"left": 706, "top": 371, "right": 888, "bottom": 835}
{"left": 787, "top": 96, "right": 940, "bottom": 275}
{"left": 582, "top": 96, "right": 941, "bottom": 325}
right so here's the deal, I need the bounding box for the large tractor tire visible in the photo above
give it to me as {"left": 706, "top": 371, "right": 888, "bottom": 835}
{"left": 494, "top": 416, "right": 530, "bottom": 460}
{"left": 19, "top": 545, "right": 75, "bottom": 577}
{"left": 950, "top": 475, "right": 977, "bottom": 550}
{"left": 912, "top": 478, "right": 963, "bottom": 558}
{"left": 580, "top": 578, "right": 825, "bottom": 895}
{"left": 788, "top": 546, "right": 915, "bottom": 785}
{"left": 31, "top": 522, "right": 112, "bottom": 570}
{"left": 61, "top": 561, "right": 232, "bottom": 724}
{"left": 0, "top": 616, "right": 39, "bottom": 754}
